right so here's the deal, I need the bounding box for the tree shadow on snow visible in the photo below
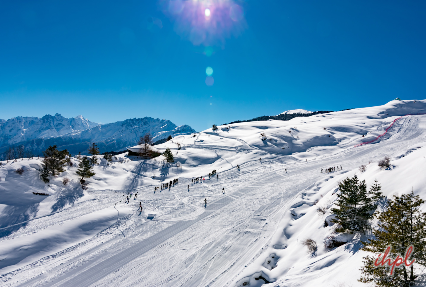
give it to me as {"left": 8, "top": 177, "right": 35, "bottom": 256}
{"left": 125, "top": 162, "right": 151, "bottom": 193}
{"left": 51, "top": 184, "right": 84, "bottom": 213}
{"left": 159, "top": 164, "right": 170, "bottom": 181}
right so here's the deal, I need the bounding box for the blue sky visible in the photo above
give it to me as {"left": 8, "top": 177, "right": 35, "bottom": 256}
{"left": 1, "top": 0, "right": 426, "bottom": 131}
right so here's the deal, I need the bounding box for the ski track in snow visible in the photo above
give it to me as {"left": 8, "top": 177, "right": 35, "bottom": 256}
{"left": 1, "top": 102, "right": 426, "bottom": 287}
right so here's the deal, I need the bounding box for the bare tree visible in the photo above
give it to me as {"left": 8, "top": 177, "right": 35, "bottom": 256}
{"left": 378, "top": 156, "right": 390, "bottom": 169}
{"left": 138, "top": 133, "right": 153, "bottom": 158}
{"left": 17, "top": 145, "right": 25, "bottom": 159}
{"left": 303, "top": 239, "right": 317, "bottom": 254}
{"left": 6, "top": 147, "right": 15, "bottom": 160}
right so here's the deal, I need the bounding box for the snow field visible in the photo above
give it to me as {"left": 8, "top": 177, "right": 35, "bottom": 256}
{"left": 0, "top": 99, "right": 426, "bottom": 286}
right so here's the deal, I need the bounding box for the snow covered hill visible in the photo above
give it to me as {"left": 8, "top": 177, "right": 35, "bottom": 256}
{"left": 1, "top": 99, "right": 426, "bottom": 287}
{"left": 0, "top": 115, "right": 195, "bottom": 157}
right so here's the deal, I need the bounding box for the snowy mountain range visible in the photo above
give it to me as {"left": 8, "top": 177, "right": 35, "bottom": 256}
{"left": 0, "top": 114, "right": 195, "bottom": 156}
{"left": 0, "top": 114, "right": 98, "bottom": 146}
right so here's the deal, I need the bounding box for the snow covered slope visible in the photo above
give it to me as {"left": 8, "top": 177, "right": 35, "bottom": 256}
{"left": 1, "top": 99, "right": 426, "bottom": 287}
{"left": 0, "top": 115, "right": 195, "bottom": 156}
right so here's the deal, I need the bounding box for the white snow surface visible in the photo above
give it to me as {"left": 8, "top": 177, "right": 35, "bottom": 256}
{"left": 1, "top": 99, "right": 426, "bottom": 286}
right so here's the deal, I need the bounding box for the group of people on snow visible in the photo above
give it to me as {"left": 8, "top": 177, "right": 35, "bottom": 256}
{"left": 321, "top": 165, "right": 342, "bottom": 173}
{"left": 123, "top": 192, "right": 138, "bottom": 204}
{"left": 154, "top": 178, "right": 179, "bottom": 192}
{"left": 192, "top": 176, "right": 205, "bottom": 183}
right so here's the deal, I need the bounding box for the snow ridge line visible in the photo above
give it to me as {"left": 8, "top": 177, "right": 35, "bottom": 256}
{"left": 354, "top": 113, "right": 426, "bottom": 147}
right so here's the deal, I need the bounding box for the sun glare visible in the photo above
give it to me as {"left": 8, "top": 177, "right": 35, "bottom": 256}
{"left": 162, "top": 0, "right": 245, "bottom": 47}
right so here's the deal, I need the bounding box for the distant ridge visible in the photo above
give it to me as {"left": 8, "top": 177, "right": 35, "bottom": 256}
{"left": 226, "top": 110, "right": 333, "bottom": 125}
{"left": 278, "top": 109, "right": 312, "bottom": 115}
{"left": 0, "top": 115, "right": 195, "bottom": 158}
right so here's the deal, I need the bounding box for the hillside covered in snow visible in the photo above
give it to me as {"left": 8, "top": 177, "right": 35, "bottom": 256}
{"left": 0, "top": 114, "right": 195, "bottom": 157}
{"left": 0, "top": 99, "right": 426, "bottom": 287}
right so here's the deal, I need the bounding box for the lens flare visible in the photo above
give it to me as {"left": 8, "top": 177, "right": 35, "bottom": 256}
{"left": 161, "top": 0, "right": 246, "bottom": 47}
{"left": 205, "top": 76, "right": 214, "bottom": 86}
{"left": 206, "top": 67, "right": 213, "bottom": 76}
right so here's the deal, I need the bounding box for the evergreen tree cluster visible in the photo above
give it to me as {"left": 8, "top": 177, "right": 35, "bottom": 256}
{"left": 226, "top": 110, "right": 333, "bottom": 125}
{"left": 76, "top": 156, "right": 95, "bottom": 180}
{"left": 332, "top": 175, "right": 383, "bottom": 233}
{"left": 40, "top": 145, "right": 70, "bottom": 182}
{"left": 360, "top": 191, "right": 426, "bottom": 287}
{"left": 332, "top": 176, "right": 426, "bottom": 285}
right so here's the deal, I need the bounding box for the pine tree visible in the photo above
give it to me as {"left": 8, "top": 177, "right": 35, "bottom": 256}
{"left": 42, "top": 145, "right": 69, "bottom": 176}
{"left": 76, "top": 156, "right": 95, "bottom": 180}
{"left": 167, "top": 135, "right": 172, "bottom": 141}
{"left": 88, "top": 143, "right": 100, "bottom": 155}
{"left": 332, "top": 176, "right": 382, "bottom": 233}
{"left": 359, "top": 191, "right": 426, "bottom": 286}
{"left": 163, "top": 148, "right": 174, "bottom": 163}
{"left": 212, "top": 124, "right": 218, "bottom": 131}
{"left": 90, "top": 155, "right": 98, "bottom": 166}
{"left": 40, "top": 165, "right": 50, "bottom": 183}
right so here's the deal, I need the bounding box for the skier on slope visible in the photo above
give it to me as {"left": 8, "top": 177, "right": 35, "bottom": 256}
{"left": 139, "top": 202, "right": 143, "bottom": 212}
{"left": 204, "top": 198, "right": 207, "bottom": 207}
{"left": 222, "top": 187, "right": 225, "bottom": 194}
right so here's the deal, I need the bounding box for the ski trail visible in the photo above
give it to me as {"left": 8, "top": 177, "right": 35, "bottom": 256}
{"left": 31, "top": 195, "right": 234, "bottom": 287}
{"left": 355, "top": 114, "right": 425, "bottom": 147}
